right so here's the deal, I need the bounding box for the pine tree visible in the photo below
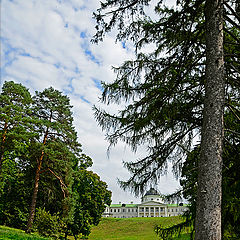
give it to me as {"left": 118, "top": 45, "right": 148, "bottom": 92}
{"left": 26, "top": 87, "right": 88, "bottom": 232}
{"left": 0, "top": 81, "right": 32, "bottom": 175}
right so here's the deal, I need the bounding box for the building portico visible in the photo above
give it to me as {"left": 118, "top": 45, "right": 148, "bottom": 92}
{"left": 102, "top": 188, "right": 189, "bottom": 218}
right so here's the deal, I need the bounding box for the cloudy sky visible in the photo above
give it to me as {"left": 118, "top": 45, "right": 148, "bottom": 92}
{"left": 1, "top": 0, "right": 180, "bottom": 203}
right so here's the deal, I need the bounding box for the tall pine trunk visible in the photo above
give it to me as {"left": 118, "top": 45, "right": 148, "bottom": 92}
{"left": 0, "top": 122, "right": 8, "bottom": 175}
{"left": 195, "top": 0, "right": 225, "bottom": 239}
{"left": 26, "top": 129, "right": 48, "bottom": 233}
{"left": 26, "top": 157, "right": 42, "bottom": 233}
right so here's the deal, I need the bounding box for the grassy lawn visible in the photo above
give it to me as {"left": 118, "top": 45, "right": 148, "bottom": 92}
{"left": 88, "top": 217, "right": 190, "bottom": 240}
{"left": 0, "top": 217, "right": 190, "bottom": 240}
{"left": 0, "top": 226, "right": 50, "bottom": 240}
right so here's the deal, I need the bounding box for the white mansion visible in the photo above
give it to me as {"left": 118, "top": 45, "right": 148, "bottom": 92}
{"left": 103, "top": 188, "right": 188, "bottom": 218}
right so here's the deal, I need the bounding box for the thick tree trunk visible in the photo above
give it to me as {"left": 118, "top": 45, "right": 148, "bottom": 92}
{"left": 195, "top": 0, "right": 225, "bottom": 239}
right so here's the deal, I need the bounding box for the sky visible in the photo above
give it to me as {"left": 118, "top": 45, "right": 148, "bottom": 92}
{"left": 1, "top": 0, "right": 180, "bottom": 204}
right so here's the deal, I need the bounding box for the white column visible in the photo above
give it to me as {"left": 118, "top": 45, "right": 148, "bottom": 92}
{"left": 165, "top": 207, "right": 167, "bottom": 217}
{"left": 144, "top": 207, "right": 146, "bottom": 217}
{"left": 149, "top": 207, "right": 150, "bottom": 217}
{"left": 137, "top": 206, "right": 139, "bottom": 217}
{"left": 154, "top": 207, "right": 156, "bottom": 217}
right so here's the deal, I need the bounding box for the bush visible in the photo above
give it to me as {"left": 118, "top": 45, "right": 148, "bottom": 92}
{"left": 33, "top": 208, "right": 63, "bottom": 238}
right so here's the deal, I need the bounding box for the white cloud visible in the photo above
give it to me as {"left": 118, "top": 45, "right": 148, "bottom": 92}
{"left": 1, "top": 0, "right": 180, "bottom": 204}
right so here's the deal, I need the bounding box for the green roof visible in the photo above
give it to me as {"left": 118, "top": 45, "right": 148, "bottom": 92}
{"left": 167, "top": 204, "right": 188, "bottom": 207}
{"left": 110, "top": 204, "right": 138, "bottom": 208}
{"left": 109, "top": 203, "right": 188, "bottom": 208}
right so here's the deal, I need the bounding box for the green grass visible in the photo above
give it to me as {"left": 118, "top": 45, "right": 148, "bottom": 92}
{"left": 0, "top": 226, "right": 50, "bottom": 240}
{"left": 0, "top": 217, "right": 190, "bottom": 240}
{"left": 88, "top": 217, "right": 190, "bottom": 240}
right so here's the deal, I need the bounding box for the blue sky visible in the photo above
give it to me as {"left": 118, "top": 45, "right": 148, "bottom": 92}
{"left": 1, "top": 0, "right": 179, "bottom": 203}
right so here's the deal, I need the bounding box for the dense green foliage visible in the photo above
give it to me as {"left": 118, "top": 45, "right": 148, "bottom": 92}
{"left": 32, "top": 208, "right": 62, "bottom": 238}
{"left": 69, "top": 170, "right": 111, "bottom": 238}
{"left": 0, "top": 81, "right": 32, "bottom": 184}
{"left": 0, "top": 81, "right": 111, "bottom": 239}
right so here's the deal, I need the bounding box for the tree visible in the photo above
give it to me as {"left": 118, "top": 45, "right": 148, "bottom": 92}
{"left": 0, "top": 82, "right": 111, "bottom": 238}
{"left": 0, "top": 81, "right": 32, "bottom": 175}
{"left": 26, "top": 87, "right": 89, "bottom": 232}
{"left": 159, "top": 107, "right": 240, "bottom": 239}
{"left": 195, "top": 1, "right": 224, "bottom": 238}
{"left": 92, "top": 0, "right": 239, "bottom": 238}
{"left": 68, "top": 170, "right": 111, "bottom": 239}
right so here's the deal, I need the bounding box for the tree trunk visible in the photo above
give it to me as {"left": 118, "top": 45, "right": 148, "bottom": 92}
{"left": 26, "top": 157, "right": 42, "bottom": 233}
{"left": 0, "top": 122, "right": 8, "bottom": 175}
{"left": 26, "top": 128, "right": 49, "bottom": 233}
{"left": 195, "top": 0, "right": 225, "bottom": 239}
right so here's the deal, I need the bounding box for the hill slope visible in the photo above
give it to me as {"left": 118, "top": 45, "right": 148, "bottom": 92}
{"left": 88, "top": 217, "right": 190, "bottom": 240}
{"left": 0, "top": 226, "right": 50, "bottom": 240}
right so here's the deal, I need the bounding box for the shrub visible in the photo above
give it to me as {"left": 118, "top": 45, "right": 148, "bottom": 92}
{"left": 33, "top": 208, "right": 62, "bottom": 238}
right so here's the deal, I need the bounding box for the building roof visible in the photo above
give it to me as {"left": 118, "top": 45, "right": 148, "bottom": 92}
{"left": 109, "top": 203, "right": 189, "bottom": 208}
{"left": 167, "top": 204, "right": 188, "bottom": 207}
{"left": 110, "top": 204, "right": 138, "bottom": 208}
{"left": 144, "top": 187, "right": 159, "bottom": 196}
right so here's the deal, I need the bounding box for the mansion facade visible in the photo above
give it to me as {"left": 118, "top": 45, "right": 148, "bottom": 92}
{"left": 103, "top": 188, "right": 188, "bottom": 218}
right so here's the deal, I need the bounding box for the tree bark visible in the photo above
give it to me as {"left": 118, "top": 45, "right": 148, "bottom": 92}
{"left": 0, "top": 122, "right": 8, "bottom": 175}
{"left": 195, "top": 0, "right": 225, "bottom": 239}
{"left": 26, "top": 155, "right": 43, "bottom": 233}
{"left": 26, "top": 129, "right": 49, "bottom": 233}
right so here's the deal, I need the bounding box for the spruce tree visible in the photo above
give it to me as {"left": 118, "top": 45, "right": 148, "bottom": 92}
{"left": 92, "top": 0, "right": 239, "bottom": 238}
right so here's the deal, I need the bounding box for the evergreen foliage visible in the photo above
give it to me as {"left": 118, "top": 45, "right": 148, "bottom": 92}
{"left": 156, "top": 108, "right": 240, "bottom": 239}
{"left": 92, "top": 0, "right": 239, "bottom": 238}
{"left": 0, "top": 81, "right": 111, "bottom": 239}
{"left": 93, "top": 0, "right": 239, "bottom": 195}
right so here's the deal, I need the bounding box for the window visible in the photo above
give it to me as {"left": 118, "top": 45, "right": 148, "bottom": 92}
{"left": 168, "top": 209, "right": 170, "bottom": 212}
{"left": 128, "top": 209, "right": 130, "bottom": 212}
{"left": 176, "top": 209, "right": 178, "bottom": 212}
{"left": 122, "top": 209, "right": 125, "bottom": 212}
{"left": 118, "top": 209, "right": 120, "bottom": 212}
{"left": 160, "top": 207, "right": 164, "bottom": 212}
{"left": 110, "top": 209, "right": 112, "bottom": 212}
{"left": 132, "top": 209, "right": 134, "bottom": 212}
{"left": 151, "top": 198, "right": 153, "bottom": 200}
{"left": 114, "top": 209, "right": 116, "bottom": 212}
{"left": 151, "top": 207, "right": 154, "bottom": 212}
{"left": 172, "top": 209, "right": 174, "bottom": 212}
